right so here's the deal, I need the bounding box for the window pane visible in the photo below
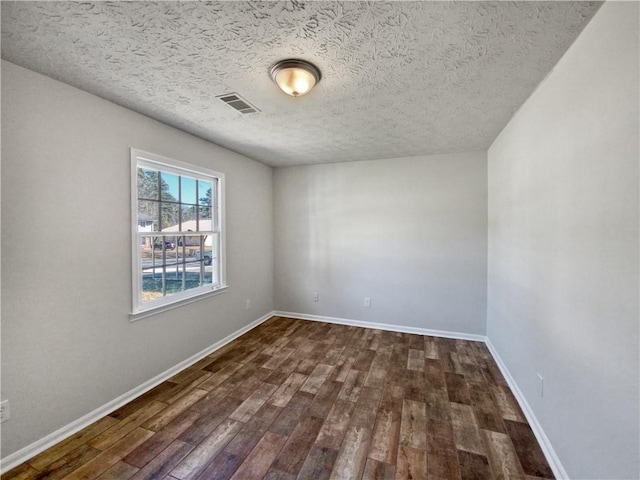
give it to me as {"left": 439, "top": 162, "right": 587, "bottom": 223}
{"left": 137, "top": 201, "right": 159, "bottom": 232}
{"left": 161, "top": 172, "right": 179, "bottom": 202}
{"left": 150, "top": 236, "right": 173, "bottom": 255}
{"left": 179, "top": 234, "right": 201, "bottom": 249}
{"left": 164, "top": 261, "right": 184, "bottom": 295}
{"left": 140, "top": 236, "right": 153, "bottom": 263}
{"left": 151, "top": 245, "right": 164, "bottom": 267}
{"left": 180, "top": 205, "right": 197, "bottom": 231}
{"left": 181, "top": 176, "right": 197, "bottom": 204}
{"left": 199, "top": 180, "right": 212, "bottom": 205}
{"left": 138, "top": 168, "right": 159, "bottom": 200}
{"left": 185, "top": 247, "right": 205, "bottom": 291}
{"left": 165, "top": 240, "right": 179, "bottom": 268}
{"left": 141, "top": 237, "right": 163, "bottom": 303}
{"left": 161, "top": 204, "right": 179, "bottom": 230}
{"left": 198, "top": 206, "right": 212, "bottom": 231}
{"left": 141, "top": 270, "right": 164, "bottom": 303}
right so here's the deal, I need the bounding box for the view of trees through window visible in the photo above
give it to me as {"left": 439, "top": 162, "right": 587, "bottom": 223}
{"left": 137, "top": 168, "right": 212, "bottom": 229}
{"left": 135, "top": 162, "right": 220, "bottom": 307}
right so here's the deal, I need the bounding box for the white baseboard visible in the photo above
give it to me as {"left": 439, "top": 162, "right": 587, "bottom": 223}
{"left": 484, "top": 339, "right": 569, "bottom": 479}
{"left": 273, "top": 310, "right": 487, "bottom": 342}
{"left": 0, "top": 311, "right": 275, "bottom": 474}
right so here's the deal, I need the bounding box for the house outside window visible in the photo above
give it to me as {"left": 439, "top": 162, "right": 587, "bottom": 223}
{"left": 131, "top": 149, "right": 226, "bottom": 316}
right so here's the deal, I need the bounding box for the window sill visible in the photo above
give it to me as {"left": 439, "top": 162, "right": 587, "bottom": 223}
{"left": 129, "top": 285, "right": 228, "bottom": 322}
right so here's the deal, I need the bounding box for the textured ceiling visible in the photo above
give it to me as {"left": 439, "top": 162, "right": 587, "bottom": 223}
{"left": 1, "top": 1, "right": 600, "bottom": 167}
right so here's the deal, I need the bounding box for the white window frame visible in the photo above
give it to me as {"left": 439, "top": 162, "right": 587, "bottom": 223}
{"left": 130, "top": 148, "right": 227, "bottom": 318}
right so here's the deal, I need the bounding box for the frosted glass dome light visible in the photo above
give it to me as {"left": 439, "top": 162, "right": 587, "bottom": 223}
{"left": 269, "top": 59, "right": 321, "bottom": 97}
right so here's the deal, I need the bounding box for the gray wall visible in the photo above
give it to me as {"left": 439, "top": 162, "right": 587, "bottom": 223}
{"left": 487, "top": 2, "right": 639, "bottom": 479}
{"left": 274, "top": 152, "right": 487, "bottom": 335}
{"left": 1, "top": 61, "right": 274, "bottom": 457}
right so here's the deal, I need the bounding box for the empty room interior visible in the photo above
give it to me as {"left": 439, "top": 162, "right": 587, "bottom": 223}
{"left": 1, "top": 1, "right": 638, "bottom": 480}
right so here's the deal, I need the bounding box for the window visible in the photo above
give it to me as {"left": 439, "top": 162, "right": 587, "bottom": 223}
{"left": 131, "top": 149, "right": 226, "bottom": 315}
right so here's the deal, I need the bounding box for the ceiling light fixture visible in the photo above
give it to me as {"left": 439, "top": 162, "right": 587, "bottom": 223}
{"left": 269, "top": 59, "right": 321, "bottom": 97}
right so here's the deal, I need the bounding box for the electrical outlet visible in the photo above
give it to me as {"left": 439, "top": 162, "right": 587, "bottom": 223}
{"left": 0, "top": 400, "right": 10, "bottom": 423}
{"left": 364, "top": 297, "right": 371, "bottom": 308}
{"left": 312, "top": 292, "right": 319, "bottom": 302}
{"left": 537, "top": 373, "right": 544, "bottom": 397}
{"left": 245, "top": 299, "right": 251, "bottom": 310}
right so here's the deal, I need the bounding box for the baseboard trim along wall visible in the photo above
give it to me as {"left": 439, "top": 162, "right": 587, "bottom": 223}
{"left": 274, "top": 310, "right": 487, "bottom": 342}
{"left": 484, "top": 339, "right": 569, "bottom": 479}
{"left": 2, "top": 311, "right": 567, "bottom": 479}
{"left": 0, "top": 311, "right": 275, "bottom": 474}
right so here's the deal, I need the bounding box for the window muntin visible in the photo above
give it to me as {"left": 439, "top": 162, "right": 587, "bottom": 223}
{"left": 131, "top": 149, "right": 225, "bottom": 315}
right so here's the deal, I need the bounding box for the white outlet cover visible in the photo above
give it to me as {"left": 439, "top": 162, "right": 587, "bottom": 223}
{"left": 0, "top": 400, "right": 10, "bottom": 423}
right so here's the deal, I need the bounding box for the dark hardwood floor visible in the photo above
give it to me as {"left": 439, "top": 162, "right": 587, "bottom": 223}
{"left": 2, "top": 316, "right": 554, "bottom": 480}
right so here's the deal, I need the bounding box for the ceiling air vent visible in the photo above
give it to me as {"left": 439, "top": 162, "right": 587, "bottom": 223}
{"left": 217, "top": 93, "right": 260, "bottom": 114}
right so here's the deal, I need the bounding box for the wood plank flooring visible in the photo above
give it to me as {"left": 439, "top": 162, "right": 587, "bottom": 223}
{"left": 2, "top": 317, "right": 554, "bottom": 480}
